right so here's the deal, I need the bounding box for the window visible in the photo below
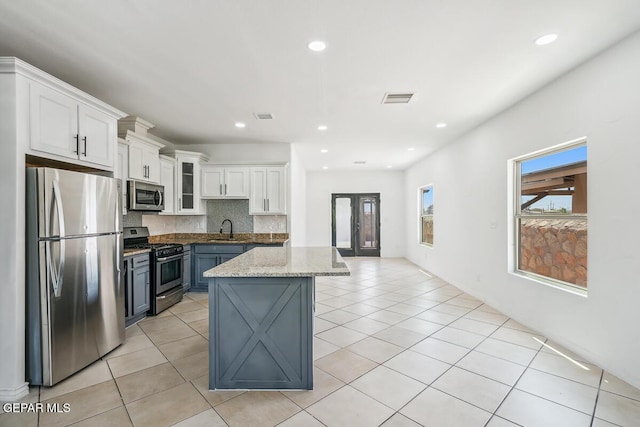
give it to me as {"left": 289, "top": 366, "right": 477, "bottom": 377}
{"left": 420, "top": 186, "right": 434, "bottom": 246}
{"left": 515, "top": 140, "right": 587, "bottom": 291}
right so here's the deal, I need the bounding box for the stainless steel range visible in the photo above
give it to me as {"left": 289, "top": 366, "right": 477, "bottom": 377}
{"left": 124, "top": 227, "right": 184, "bottom": 314}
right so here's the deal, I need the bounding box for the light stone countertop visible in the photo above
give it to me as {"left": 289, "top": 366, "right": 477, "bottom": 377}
{"left": 203, "top": 247, "right": 350, "bottom": 278}
{"left": 123, "top": 248, "right": 151, "bottom": 257}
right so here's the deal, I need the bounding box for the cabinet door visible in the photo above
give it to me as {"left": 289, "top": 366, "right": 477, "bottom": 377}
{"left": 225, "top": 167, "right": 250, "bottom": 198}
{"left": 249, "top": 168, "right": 267, "bottom": 214}
{"left": 144, "top": 148, "right": 161, "bottom": 183}
{"left": 178, "top": 160, "right": 200, "bottom": 213}
{"left": 183, "top": 250, "right": 191, "bottom": 292}
{"left": 132, "top": 263, "right": 150, "bottom": 315}
{"left": 116, "top": 143, "right": 129, "bottom": 215}
{"left": 160, "top": 158, "right": 175, "bottom": 214}
{"left": 266, "top": 167, "right": 286, "bottom": 214}
{"left": 78, "top": 104, "right": 115, "bottom": 168}
{"left": 128, "top": 143, "right": 146, "bottom": 181}
{"left": 201, "top": 167, "right": 224, "bottom": 198}
{"left": 193, "top": 253, "right": 218, "bottom": 291}
{"left": 29, "top": 82, "right": 79, "bottom": 160}
{"left": 219, "top": 253, "right": 241, "bottom": 264}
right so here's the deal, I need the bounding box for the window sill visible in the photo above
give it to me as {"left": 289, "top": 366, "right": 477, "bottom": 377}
{"left": 511, "top": 270, "right": 588, "bottom": 298}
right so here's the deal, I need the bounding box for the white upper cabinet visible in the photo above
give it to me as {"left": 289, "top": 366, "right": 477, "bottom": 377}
{"left": 249, "top": 166, "right": 286, "bottom": 215}
{"left": 201, "top": 166, "right": 249, "bottom": 199}
{"left": 124, "top": 132, "right": 163, "bottom": 184}
{"left": 163, "top": 150, "right": 208, "bottom": 215}
{"left": 115, "top": 140, "right": 129, "bottom": 215}
{"left": 29, "top": 80, "right": 119, "bottom": 169}
{"left": 159, "top": 155, "right": 176, "bottom": 214}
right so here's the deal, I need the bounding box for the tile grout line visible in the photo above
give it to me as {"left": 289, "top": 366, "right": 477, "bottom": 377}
{"left": 589, "top": 369, "right": 605, "bottom": 427}
{"left": 490, "top": 335, "right": 564, "bottom": 424}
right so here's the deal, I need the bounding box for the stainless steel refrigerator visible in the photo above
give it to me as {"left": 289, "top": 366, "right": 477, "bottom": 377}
{"left": 26, "top": 167, "right": 125, "bottom": 386}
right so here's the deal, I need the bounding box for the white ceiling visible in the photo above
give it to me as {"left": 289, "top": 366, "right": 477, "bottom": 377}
{"left": 1, "top": 1, "right": 639, "bottom": 171}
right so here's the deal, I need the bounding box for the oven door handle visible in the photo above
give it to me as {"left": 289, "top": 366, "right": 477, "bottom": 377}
{"left": 156, "top": 254, "right": 183, "bottom": 262}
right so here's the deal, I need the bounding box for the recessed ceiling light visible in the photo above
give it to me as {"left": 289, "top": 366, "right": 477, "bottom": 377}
{"left": 318, "top": 125, "right": 328, "bottom": 131}
{"left": 386, "top": 165, "right": 393, "bottom": 169}
{"left": 535, "top": 33, "right": 558, "bottom": 46}
{"left": 308, "top": 41, "right": 326, "bottom": 52}
{"left": 435, "top": 122, "right": 447, "bottom": 128}
{"left": 408, "top": 148, "right": 415, "bottom": 151}
{"left": 320, "top": 149, "right": 328, "bottom": 153}
{"left": 235, "top": 122, "right": 246, "bottom": 128}
{"left": 322, "top": 166, "right": 329, "bottom": 170}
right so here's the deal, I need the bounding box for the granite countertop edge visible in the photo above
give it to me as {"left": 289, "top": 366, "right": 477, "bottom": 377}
{"left": 123, "top": 248, "right": 151, "bottom": 257}
{"left": 149, "top": 232, "right": 289, "bottom": 246}
{"left": 203, "top": 247, "right": 350, "bottom": 278}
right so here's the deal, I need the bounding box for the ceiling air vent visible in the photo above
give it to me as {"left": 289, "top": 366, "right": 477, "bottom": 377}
{"left": 381, "top": 92, "right": 414, "bottom": 104}
{"left": 254, "top": 112, "right": 273, "bottom": 120}
{"left": 354, "top": 161, "right": 367, "bottom": 165}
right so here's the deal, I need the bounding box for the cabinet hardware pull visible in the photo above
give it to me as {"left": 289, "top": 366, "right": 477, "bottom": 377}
{"left": 267, "top": 199, "right": 269, "bottom": 211}
{"left": 220, "top": 184, "right": 222, "bottom": 195}
{"left": 179, "top": 197, "right": 182, "bottom": 210}
{"left": 224, "top": 184, "right": 227, "bottom": 195}
{"left": 73, "top": 134, "right": 79, "bottom": 154}
{"left": 82, "top": 136, "right": 87, "bottom": 156}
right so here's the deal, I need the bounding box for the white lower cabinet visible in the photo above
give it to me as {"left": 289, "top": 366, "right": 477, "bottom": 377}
{"left": 249, "top": 167, "right": 286, "bottom": 215}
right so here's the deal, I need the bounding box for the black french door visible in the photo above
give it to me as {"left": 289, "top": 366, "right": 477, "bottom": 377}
{"left": 331, "top": 193, "right": 380, "bottom": 257}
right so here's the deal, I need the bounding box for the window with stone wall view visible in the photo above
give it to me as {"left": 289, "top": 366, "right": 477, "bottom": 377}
{"left": 421, "top": 186, "right": 433, "bottom": 246}
{"left": 516, "top": 143, "right": 587, "bottom": 289}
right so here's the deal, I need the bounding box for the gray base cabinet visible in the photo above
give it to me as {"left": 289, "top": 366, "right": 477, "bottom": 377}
{"left": 124, "top": 253, "right": 151, "bottom": 327}
{"left": 183, "top": 245, "right": 191, "bottom": 292}
{"left": 191, "top": 244, "right": 246, "bottom": 292}
{"left": 209, "top": 276, "right": 313, "bottom": 390}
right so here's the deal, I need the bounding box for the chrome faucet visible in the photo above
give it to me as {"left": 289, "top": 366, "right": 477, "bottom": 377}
{"left": 219, "top": 219, "right": 233, "bottom": 239}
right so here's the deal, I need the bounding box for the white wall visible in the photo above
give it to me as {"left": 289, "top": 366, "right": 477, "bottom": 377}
{"left": 177, "top": 142, "right": 290, "bottom": 163}
{"left": 0, "top": 73, "right": 29, "bottom": 400}
{"left": 289, "top": 144, "right": 307, "bottom": 246}
{"left": 306, "top": 171, "right": 404, "bottom": 257}
{"left": 405, "top": 30, "right": 640, "bottom": 388}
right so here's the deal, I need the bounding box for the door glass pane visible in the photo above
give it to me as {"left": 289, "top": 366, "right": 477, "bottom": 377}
{"left": 335, "top": 198, "right": 352, "bottom": 248}
{"left": 359, "top": 197, "right": 378, "bottom": 249}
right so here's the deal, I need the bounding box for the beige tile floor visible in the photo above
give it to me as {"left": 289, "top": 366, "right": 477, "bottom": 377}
{"left": 2, "top": 257, "right": 640, "bottom": 426}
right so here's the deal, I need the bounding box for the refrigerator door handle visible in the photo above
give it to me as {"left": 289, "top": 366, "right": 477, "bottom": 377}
{"left": 51, "top": 178, "right": 66, "bottom": 238}
{"left": 45, "top": 239, "right": 65, "bottom": 298}
{"left": 51, "top": 178, "right": 66, "bottom": 297}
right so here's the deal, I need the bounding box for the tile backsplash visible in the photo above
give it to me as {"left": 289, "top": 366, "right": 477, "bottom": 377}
{"left": 253, "top": 215, "right": 287, "bottom": 233}
{"left": 206, "top": 200, "right": 253, "bottom": 233}
{"left": 131, "top": 199, "right": 287, "bottom": 235}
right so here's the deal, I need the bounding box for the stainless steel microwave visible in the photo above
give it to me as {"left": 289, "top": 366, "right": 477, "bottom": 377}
{"left": 127, "top": 180, "right": 164, "bottom": 211}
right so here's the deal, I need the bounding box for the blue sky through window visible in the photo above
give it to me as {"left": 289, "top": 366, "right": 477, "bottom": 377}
{"left": 521, "top": 145, "right": 587, "bottom": 212}
{"left": 422, "top": 187, "right": 433, "bottom": 214}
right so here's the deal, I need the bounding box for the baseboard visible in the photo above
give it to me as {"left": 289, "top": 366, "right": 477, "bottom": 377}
{"left": 0, "top": 382, "right": 29, "bottom": 402}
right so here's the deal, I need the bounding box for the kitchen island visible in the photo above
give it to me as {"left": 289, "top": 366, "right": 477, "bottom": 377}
{"left": 203, "top": 247, "right": 349, "bottom": 390}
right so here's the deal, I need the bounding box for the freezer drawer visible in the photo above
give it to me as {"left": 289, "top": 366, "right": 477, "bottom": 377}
{"left": 27, "top": 234, "right": 124, "bottom": 385}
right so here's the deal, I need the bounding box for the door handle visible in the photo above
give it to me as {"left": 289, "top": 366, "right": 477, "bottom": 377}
{"left": 82, "top": 136, "right": 87, "bottom": 156}
{"left": 155, "top": 189, "right": 163, "bottom": 208}
{"left": 50, "top": 179, "right": 66, "bottom": 297}
{"left": 73, "top": 134, "right": 79, "bottom": 154}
